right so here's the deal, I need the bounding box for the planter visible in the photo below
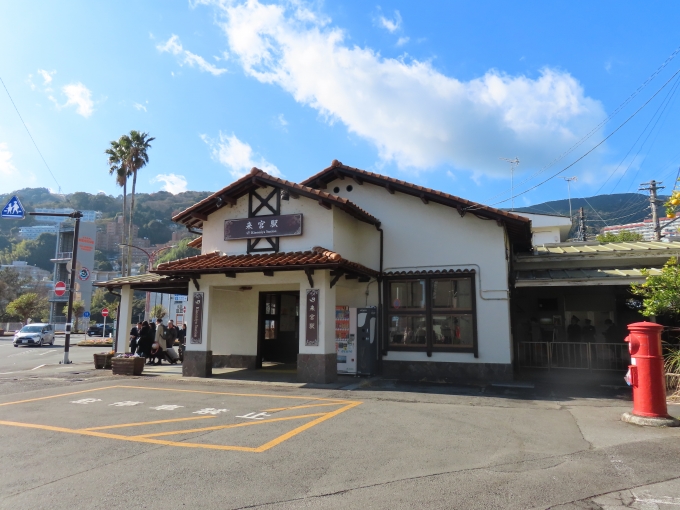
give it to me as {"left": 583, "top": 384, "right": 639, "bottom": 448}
{"left": 93, "top": 353, "right": 114, "bottom": 369}
{"left": 111, "top": 357, "right": 145, "bottom": 376}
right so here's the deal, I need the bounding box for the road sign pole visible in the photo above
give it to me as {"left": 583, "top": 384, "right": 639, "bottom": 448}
{"left": 102, "top": 315, "right": 106, "bottom": 339}
{"left": 63, "top": 212, "right": 82, "bottom": 365}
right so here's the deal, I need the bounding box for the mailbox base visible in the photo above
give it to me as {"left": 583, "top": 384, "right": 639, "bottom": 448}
{"left": 621, "top": 412, "right": 680, "bottom": 427}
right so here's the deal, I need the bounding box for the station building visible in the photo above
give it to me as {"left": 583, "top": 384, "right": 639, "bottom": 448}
{"left": 101, "top": 161, "right": 531, "bottom": 383}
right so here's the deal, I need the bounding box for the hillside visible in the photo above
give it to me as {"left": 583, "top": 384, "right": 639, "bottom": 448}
{"left": 513, "top": 192, "right": 665, "bottom": 237}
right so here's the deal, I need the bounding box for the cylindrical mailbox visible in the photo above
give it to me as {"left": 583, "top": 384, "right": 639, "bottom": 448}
{"left": 624, "top": 322, "right": 669, "bottom": 418}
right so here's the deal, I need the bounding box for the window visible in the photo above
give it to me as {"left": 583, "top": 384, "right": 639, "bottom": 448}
{"left": 386, "top": 275, "right": 477, "bottom": 354}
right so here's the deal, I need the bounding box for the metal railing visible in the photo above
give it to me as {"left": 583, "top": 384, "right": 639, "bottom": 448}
{"left": 52, "top": 251, "right": 73, "bottom": 260}
{"left": 517, "top": 342, "right": 630, "bottom": 371}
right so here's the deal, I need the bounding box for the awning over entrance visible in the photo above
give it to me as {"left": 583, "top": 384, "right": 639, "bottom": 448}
{"left": 514, "top": 267, "right": 662, "bottom": 287}
{"left": 93, "top": 273, "right": 190, "bottom": 294}
{"left": 153, "top": 246, "right": 379, "bottom": 284}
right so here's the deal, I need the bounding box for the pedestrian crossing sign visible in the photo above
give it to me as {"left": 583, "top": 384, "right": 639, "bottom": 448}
{"left": 1, "top": 195, "right": 25, "bottom": 219}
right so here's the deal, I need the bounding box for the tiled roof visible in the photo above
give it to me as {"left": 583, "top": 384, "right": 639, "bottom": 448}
{"left": 383, "top": 268, "right": 475, "bottom": 276}
{"left": 93, "top": 273, "right": 189, "bottom": 292}
{"left": 187, "top": 236, "right": 202, "bottom": 249}
{"left": 154, "top": 246, "right": 379, "bottom": 277}
{"left": 172, "top": 168, "right": 380, "bottom": 228}
{"left": 532, "top": 241, "right": 680, "bottom": 256}
{"left": 301, "top": 160, "right": 532, "bottom": 249}
{"left": 515, "top": 268, "right": 661, "bottom": 286}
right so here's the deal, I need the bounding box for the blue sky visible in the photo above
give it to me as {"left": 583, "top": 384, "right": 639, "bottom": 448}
{"left": 1, "top": 1, "right": 680, "bottom": 211}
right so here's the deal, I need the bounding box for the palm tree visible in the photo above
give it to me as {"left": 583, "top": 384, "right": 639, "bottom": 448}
{"left": 105, "top": 139, "right": 131, "bottom": 276}
{"left": 124, "top": 131, "right": 154, "bottom": 277}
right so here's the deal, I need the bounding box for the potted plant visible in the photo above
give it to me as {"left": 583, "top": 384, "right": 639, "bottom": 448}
{"left": 111, "top": 354, "right": 145, "bottom": 376}
{"left": 93, "top": 350, "right": 115, "bottom": 369}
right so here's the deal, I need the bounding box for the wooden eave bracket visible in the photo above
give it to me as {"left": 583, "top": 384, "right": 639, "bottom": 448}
{"left": 305, "top": 268, "right": 314, "bottom": 288}
{"left": 191, "top": 212, "right": 208, "bottom": 222}
{"left": 330, "top": 271, "right": 344, "bottom": 288}
{"left": 192, "top": 277, "right": 200, "bottom": 291}
{"left": 263, "top": 270, "right": 275, "bottom": 277}
{"left": 334, "top": 170, "right": 345, "bottom": 180}
{"left": 456, "top": 205, "right": 466, "bottom": 218}
{"left": 224, "top": 272, "right": 236, "bottom": 278}
{"left": 352, "top": 175, "right": 363, "bottom": 185}
{"left": 384, "top": 183, "right": 395, "bottom": 195}
{"left": 288, "top": 190, "right": 300, "bottom": 199}
{"left": 318, "top": 200, "right": 332, "bottom": 210}
{"left": 419, "top": 194, "right": 429, "bottom": 205}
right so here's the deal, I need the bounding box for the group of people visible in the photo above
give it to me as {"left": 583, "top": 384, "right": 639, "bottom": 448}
{"left": 566, "top": 316, "right": 619, "bottom": 343}
{"left": 129, "top": 319, "right": 186, "bottom": 365}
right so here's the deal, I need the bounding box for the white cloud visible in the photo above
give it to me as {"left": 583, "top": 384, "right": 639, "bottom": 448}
{"left": 133, "top": 102, "right": 148, "bottom": 112}
{"left": 377, "top": 10, "right": 402, "bottom": 33}
{"left": 201, "top": 132, "right": 281, "bottom": 178}
{"left": 59, "top": 82, "right": 94, "bottom": 117}
{"left": 396, "top": 36, "right": 409, "bottom": 46}
{"left": 151, "top": 173, "right": 188, "bottom": 194}
{"left": 157, "top": 34, "right": 227, "bottom": 76}
{"left": 37, "top": 69, "right": 55, "bottom": 85}
{"left": 0, "top": 143, "right": 18, "bottom": 177}
{"left": 198, "top": 0, "right": 606, "bottom": 176}
{"left": 278, "top": 113, "right": 288, "bottom": 126}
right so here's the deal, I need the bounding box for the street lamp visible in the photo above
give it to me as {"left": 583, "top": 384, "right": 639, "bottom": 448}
{"left": 117, "top": 243, "right": 176, "bottom": 323}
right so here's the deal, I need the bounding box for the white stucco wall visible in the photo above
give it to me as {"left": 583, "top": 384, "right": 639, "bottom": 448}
{"left": 331, "top": 207, "right": 380, "bottom": 270}
{"left": 323, "top": 179, "right": 513, "bottom": 365}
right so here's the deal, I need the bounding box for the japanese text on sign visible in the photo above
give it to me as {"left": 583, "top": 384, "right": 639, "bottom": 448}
{"left": 306, "top": 289, "right": 319, "bottom": 346}
{"left": 224, "top": 214, "right": 302, "bottom": 240}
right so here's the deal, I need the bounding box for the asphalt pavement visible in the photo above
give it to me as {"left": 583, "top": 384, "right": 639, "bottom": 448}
{"left": 0, "top": 367, "right": 679, "bottom": 509}
{"left": 0, "top": 335, "right": 104, "bottom": 375}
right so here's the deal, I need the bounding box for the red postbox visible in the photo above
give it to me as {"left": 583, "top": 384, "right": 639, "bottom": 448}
{"left": 624, "top": 322, "right": 670, "bottom": 419}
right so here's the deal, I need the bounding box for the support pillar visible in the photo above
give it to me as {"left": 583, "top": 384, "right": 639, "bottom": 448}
{"left": 116, "top": 285, "right": 133, "bottom": 353}
{"left": 298, "top": 271, "right": 337, "bottom": 383}
{"left": 183, "top": 282, "right": 212, "bottom": 378}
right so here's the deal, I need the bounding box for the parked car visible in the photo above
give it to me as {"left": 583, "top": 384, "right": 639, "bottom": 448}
{"left": 87, "top": 324, "right": 114, "bottom": 337}
{"left": 13, "top": 324, "right": 55, "bottom": 347}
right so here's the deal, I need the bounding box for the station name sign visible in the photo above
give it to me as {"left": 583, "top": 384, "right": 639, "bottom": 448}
{"left": 224, "top": 214, "right": 302, "bottom": 241}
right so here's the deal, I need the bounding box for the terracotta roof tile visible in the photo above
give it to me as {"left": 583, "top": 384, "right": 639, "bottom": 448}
{"left": 154, "top": 246, "right": 379, "bottom": 277}
{"left": 172, "top": 168, "right": 380, "bottom": 228}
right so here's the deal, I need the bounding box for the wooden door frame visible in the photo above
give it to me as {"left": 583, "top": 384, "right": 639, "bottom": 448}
{"left": 256, "top": 291, "right": 300, "bottom": 368}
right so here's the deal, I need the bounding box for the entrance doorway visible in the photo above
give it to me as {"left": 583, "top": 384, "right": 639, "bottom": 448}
{"left": 257, "top": 292, "right": 300, "bottom": 367}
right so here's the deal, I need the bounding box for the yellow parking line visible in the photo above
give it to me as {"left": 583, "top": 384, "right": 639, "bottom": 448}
{"left": 0, "top": 386, "right": 118, "bottom": 407}
{"left": 133, "top": 412, "right": 328, "bottom": 438}
{"left": 263, "top": 402, "right": 347, "bottom": 412}
{"left": 0, "top": 419, "right": 258, "bottom": 452}
{"left": 81, "top": 416, "right": 216, "bottom": 431}
{"left": 255, "top": 402, "right": 362, "bottom": 452}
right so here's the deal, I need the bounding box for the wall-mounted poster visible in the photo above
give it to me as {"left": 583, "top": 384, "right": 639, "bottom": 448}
{"left": 306, "top": 289, "right": 319, "bottom": 346}
{"left": 191, "top": 292, "right": 204, "bottom": 344}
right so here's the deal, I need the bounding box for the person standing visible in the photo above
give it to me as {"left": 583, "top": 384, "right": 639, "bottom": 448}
{"left": 129, "top": 322, "right": 141, "bottom": 354}
{"left": 137, "top": 321, "right": 153, "bottom": 363}
{"left": 582, "top": 319, "right": 596, "bottom": 342}
{"left": 567, "top": 316, "right": 582, "bottom": 342}
{"left": 178, "top": 323, "right": 187, "bottom": 362}
{"left": 151, "top": 318, "right": 165, "bottom": 365}
{"left": 164, "top": 320, "right": 179, "bottom": 364}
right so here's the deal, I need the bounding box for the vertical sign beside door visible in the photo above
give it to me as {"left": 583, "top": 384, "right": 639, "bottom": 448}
{"left": 191, "top": 292, "right": 204, "bottom": 344}
{"left": 305, "top": 289, "right": 319, "bottom": 346}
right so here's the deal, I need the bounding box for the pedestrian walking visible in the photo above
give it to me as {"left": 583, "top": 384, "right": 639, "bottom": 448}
{"left": 164, "top": 320, "right": 180, "bottom": 364}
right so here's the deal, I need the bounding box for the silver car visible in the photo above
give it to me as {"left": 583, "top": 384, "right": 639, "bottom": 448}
{"left": 13, "top": 324, "right": 55, "bottom": 347}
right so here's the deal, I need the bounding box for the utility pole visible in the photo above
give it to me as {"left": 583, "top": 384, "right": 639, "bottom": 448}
{"left": 576, "top": 207, "right": 587, "bottom": 242}
{"left": 562, "top": 176, "right": 578, "bottom": 221}
{"left": 500, "top": 157, "right": 520, "bottom": 211}
{"left": 639, "top": 180, "right": 665, "bottom": 241}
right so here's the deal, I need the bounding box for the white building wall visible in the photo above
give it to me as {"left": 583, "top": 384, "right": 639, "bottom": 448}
{"left": 321, "top": 179, "right": 513, "bottom": 365}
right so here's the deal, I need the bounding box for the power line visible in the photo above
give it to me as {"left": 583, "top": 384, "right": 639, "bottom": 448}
{"left": 0, "top": 75, "right": 62, "bottom": 193}
{"left": 471, "top": 66, "right": 680, "bottom": 211}
{"left": 480, "top": 43, "right": 680, "bottom": 205}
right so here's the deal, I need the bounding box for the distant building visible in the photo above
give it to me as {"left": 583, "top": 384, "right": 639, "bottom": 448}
{"left": 18, "top": 225, "right": 58, "bottom": 240}
{"left": 95, "top": 215, "right": 140, "bottom": 252}
{"left": 0, "top": 261, "right": 51, "bottom": 281}
{"left": 35, "top": 208, "right": 101, "bottom": 223}
{"left": 600, "top": 217, "right": 678, "bottom": 241}
{"left": 171, "top": 230, "right": 191, "bottom": 242}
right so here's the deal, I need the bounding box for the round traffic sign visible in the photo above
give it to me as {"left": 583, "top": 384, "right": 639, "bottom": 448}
{"left": 54, "top": 281, "right": 66, "bottom": 297}
{"left": 83, "top": 311, "right": 91, "bottom": 318}
{"left": 101, "top": 308, "right": 109, "bottom": 317}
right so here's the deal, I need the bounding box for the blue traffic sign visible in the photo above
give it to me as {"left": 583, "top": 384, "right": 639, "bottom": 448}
{"left": 83, "top": 311, "right": 91, "bottom": 318}
{"left": 1, "top": 196, "right": 25, "bottom": 219}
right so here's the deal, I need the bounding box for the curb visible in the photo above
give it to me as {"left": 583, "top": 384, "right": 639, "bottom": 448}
{"left": 621, "top": 411, "right": 680, "bottom": 427}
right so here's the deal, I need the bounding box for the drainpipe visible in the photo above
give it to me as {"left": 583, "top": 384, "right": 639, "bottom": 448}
{"left": 376, "top": 224, "right": 384, "bottom": 365}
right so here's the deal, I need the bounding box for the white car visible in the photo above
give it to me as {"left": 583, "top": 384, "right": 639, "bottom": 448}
{"left": 13, "top": 324, "right": 55, "bottom": 347}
